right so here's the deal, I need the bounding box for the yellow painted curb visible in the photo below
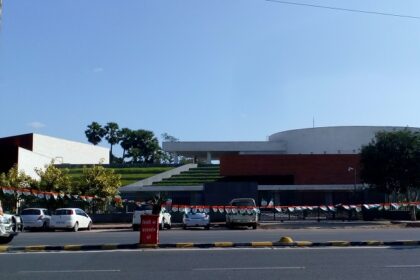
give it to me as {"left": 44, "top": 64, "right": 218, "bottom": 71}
{"left": 328, "top": 241, "right": 350, "bottom": 246}
{"left": 25, "top": 245, "right": 46, "bottom": 252}
{"left": 0, "top": 246, "right": 8, "bottom": 253}
{"left": 364, "top": 240, "right": 384, "bottom": 246}
{"left": 64, "top": 245, "right": 82, "bottom": 251}
{"left": 101, "top": 244, "right": 118, "bottom": 250}
{"left": 176, "top": 243, "right": 194, "bottom": 248}
{"left": 214, "top": 242, "right": 234, "bottom": 247}
{"left": 251, "top": 242, "right": 273, "bottom": 247}
{"left": 296, "top": 241, "right": 313, "bottom": 247}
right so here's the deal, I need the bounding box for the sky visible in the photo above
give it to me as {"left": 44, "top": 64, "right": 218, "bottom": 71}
{"left": 1, "top": 0, "right": 420, "bottom": 152}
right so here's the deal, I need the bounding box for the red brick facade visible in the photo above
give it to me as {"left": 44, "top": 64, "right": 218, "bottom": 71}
{"left": 220, "top": 154, "right": 361, "bottom": 185}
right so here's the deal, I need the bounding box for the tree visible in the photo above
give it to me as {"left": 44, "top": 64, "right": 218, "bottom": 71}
{"left": 77, "top": 165, "right": 121, "bottom": 198}
{"left": 0, "top": 165, "right": 34, "bottom": 189}
{"left": 104, "top": 122, "right": 120, "bottom": 162}
{"left": 160, "top": 133, "right": 179, "bottom": 164}
{"left": 85, "top": 122, "right": 106, "bottom": 145}
{"left": 0, "top": 165, "right": 36, "bottom": 214}
{"left": 34, "top": 162, "right": 71, "bottom": 193}
{"left": 124, "top": 130, "right": 160, "bottom": 163}
{"left": 119, "top": 128, "right": 133, "bottom": 161}
{"left": 360, "top": 129, "right": 420, "bottom": 219}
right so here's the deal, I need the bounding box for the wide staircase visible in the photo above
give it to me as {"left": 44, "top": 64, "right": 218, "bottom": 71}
{"left": 152, "top": 164, "right": 222, "bottom": 186}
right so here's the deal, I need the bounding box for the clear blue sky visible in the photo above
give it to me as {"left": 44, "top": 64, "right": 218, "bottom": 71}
{"left": 1, "top": 0, "right": 420, "bottom": 150}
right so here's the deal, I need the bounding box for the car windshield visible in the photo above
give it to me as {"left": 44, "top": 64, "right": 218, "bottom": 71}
{"left": 54, "top": 209, "right": 73, "bottom": 215}
{"left": 21, "top": 209, "right": 41, "bottom": 215}
{"left": 186, "top": 212, "right": 206, "bottom": 217}
{"left": 231, "top": 200, "right": 255, "bottom": 207}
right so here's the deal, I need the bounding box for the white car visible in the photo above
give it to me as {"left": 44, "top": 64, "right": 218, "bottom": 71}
{"left": 182, "top": 212, "right": 210, "bottom": 230}
{"left": 20, "top": 208, "right": 51, "bottom": 231}
{"left": 132, "top": 204, "right": 171, "bottom": 231}
{"left": 226, "top": 198, "right": 258, "bottom": 229}
{"left": 50, "top": 208, "right": 92, "bottom": 232}
{"left": 0, "top": 213, "right": 19, "bottom": 244}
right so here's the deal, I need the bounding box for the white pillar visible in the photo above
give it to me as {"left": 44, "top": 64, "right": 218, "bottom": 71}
{"left": 206, "top": 152, "right": 212, "bottom": 164}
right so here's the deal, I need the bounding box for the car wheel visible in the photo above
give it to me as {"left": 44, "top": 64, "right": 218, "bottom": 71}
{"left": 183, "top": 225, "right": 187, "bottom": 230}
{"left": 166, "top": 223, "right": 171, "bottom": 230}
{"left": 252, "top": 224, "right": 257, "bottom": 230}
{"left": 73, "top": 222, "right": 79, "bottom": 232}
{"left": 87, "top": 222, "right": 92, "bottom": 231}
{"left": 205, "top": 225, "right": 210, "bottom": 230}
{"left": 0, "top": 235, "right": 14, "bottom": 244}
{"left": 132, "top": 224, "right": 139, "bottom": 231}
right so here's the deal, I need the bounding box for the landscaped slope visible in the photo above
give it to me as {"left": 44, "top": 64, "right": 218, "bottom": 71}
{"left": 152, "top": 164, "right": 222, "bottom": 186}
{"left": 64, "top": 166, "right": 173, "bottom": 186}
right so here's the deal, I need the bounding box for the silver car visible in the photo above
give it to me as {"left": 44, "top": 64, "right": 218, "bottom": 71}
{"left": 182, "top": 212, "right": 210, "bottom": 230}
{"left": 21, "top": 208, "right": 51, "bottom": 231}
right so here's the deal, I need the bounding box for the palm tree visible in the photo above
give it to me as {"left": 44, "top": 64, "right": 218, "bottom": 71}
{"left": 104, "top": 122, "right": 120, "bottom": 161}
{"left": 85, "top": 122, "right": 106, "bottom": 145}
{"left": 119, "top": 128, "right": 133, "bottom": 161}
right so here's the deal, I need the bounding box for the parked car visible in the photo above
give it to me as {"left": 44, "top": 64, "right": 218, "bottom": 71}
{"left": 132, "top": 204, "right": 171, "bottom": 231}
{"left": 0, "top": 201, "right": 19, "bottom": 244}
{"left": 20, "top": 208, "right": 51, "bottom": 231}
{"left": 182, "top": 212, "right": 210, "bottom": 230}
{"left": 225, "top": 198, "right": 258, "bottom": 229}
{"left": 50, "top": 208, "right": 92, "bottom": 232}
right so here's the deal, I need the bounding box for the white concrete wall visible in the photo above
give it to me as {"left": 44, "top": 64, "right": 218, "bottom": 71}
{"left": 17, "top": 147, "right": 52, "bottom": 180}
{"left": 269, "top": 126, "right": 420, "bottom": 154}
{"left": 32, "top": 134, "right": 109, "bottom": 164}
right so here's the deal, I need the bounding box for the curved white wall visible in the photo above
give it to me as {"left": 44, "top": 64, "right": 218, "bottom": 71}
{"left": 269, "top": 126, "right": 420, "bottom": 154}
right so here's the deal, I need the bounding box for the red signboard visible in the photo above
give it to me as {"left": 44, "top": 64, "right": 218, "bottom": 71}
{"left": 140, "top": 214, "right": 159, "bottom": 245}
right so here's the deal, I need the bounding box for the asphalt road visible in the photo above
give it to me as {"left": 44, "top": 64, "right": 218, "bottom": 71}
{"left": 2, "top": 247, "right": 420, "bottom": 280}
{"left": 8, "top": 227, "right": 420, "bottom": 246}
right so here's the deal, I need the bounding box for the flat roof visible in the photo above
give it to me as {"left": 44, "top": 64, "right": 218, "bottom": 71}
{"left": 163, "top": 141, "right": 286, "bottom": 158}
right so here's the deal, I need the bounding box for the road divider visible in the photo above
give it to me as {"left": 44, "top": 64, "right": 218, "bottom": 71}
{"left": 3, "top": 239, "right": 420, "bottom": 253}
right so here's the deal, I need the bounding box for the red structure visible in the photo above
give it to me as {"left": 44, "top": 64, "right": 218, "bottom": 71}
{"left": 220, "top": 154, "right": 361, "bottom": 185}
{"left": 139, "top": 215, "right": 159, "bottom": 245}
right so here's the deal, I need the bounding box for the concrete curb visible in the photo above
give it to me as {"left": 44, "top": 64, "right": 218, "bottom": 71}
{"left": 2, "top": 240, "right": 420, "bottom": 253}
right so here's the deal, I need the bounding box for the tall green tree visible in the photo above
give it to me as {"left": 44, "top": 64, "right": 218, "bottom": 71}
{"left": 104, "top": 122, "right": 120, "bottom": 161}
{"left": 126, "top": 129, "right": 160, "bottom": 163}
{"left": 85, "top": 122, "right": 106, "bottom": 145}
{"left": 360, "top": 129, "right": 420, "bottom": 219}
{"left": 119, "top": 128, "right": 133, "bottom": 161}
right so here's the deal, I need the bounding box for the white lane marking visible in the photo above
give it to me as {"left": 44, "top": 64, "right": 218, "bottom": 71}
{"left": 193, "top": 266, "right": 305, "bottom": 271}
{"left": 384, "top": 265, "right": 420, "bottom": 268}
{"left": 18, "top": 269, "right": 120, "bottom": 273}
